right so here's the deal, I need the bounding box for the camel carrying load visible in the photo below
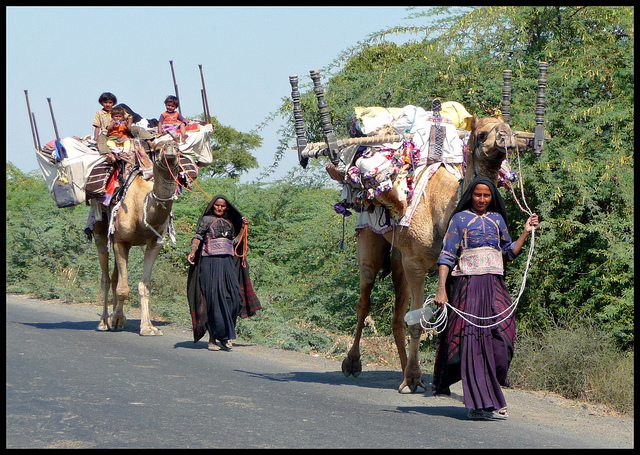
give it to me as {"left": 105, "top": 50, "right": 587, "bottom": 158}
{"left": 289, "top": 64, "right": 549, "bottom": 392}
{"left": 32, "top": 110, "right": 213, "bottom": 209}
{"left": 24, "top": 63, "right": 219, "bottom": 336}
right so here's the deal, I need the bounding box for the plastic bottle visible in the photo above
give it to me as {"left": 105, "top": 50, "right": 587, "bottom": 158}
{"left": 404, "top": 306, "right": 434, "bottom": 325}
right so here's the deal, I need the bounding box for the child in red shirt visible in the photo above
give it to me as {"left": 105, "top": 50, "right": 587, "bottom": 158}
{"left": 106, "top": 106, "right": 134, "bottom": 152}
{"left": 158, "top": 95, "right": 187, "bottom": 143}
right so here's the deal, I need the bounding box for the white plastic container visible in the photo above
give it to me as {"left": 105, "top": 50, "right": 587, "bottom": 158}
{"left": 404, "top": 306, "right": 434, "bottom": 325}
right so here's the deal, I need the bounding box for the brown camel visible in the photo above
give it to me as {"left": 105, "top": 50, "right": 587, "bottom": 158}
{"left": 340, "top": 114, "right": 519, "bottom": 393}
{"left": 93, "top": 144, "right": 181, "bottom": 336}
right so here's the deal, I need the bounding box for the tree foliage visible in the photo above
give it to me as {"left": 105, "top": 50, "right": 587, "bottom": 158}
{"left": 6, "top": 7, "right": 633, "bottom": 415}
{"left": 197, "top": 115, "right": 262, "bottom": 179}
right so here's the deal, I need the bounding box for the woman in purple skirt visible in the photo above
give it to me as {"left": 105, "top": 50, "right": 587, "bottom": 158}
{"left": 433, "top": 176, "right": 538, "bottom": 420}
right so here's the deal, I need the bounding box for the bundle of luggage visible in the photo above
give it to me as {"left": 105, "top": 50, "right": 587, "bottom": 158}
{"left": 36, "top": 112, "right": 214, "bottom": 208}
{"left": 336, "top": 102, "right": 471, "bottom": 217}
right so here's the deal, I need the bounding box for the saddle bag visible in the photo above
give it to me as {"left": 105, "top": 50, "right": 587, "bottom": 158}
{"left": 51, "top": 168, "right": 82, "bottom": 208}
{"left": 85, "top": 162, "right": 116, "bottom": 198}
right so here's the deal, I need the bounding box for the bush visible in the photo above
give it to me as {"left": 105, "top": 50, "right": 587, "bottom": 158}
{"left": 510, "top": 323, "right": 634, "bottom": 416}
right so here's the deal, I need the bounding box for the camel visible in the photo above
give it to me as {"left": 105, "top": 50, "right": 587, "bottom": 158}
{"left": 341, "top": 114, "right": 518, "bottom": 393}
{"left": 290, "top": 66, "right": 546, "bottom": 393}
{"left": 93, "top": 143, "right": 182, "bottom": 336}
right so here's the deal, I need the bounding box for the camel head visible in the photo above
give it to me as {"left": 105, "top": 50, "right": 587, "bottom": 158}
{"left": 464, "top": 114, "right": 516, "bottom": 189}
{"left": 375, "top": 178, "right": 409, "bottom": 220}
{"left": 152, "top": 141, "right": 182, "bottom": 200}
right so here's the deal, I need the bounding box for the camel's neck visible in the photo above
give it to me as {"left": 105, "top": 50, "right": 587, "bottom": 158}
{"left": 152, "top": 165, "right": 178, "bottom": 201}
{"left": 462, "top": 144, "right": 503, "bottom": 193}
{"left": 143, "top": 161, "right": 179, "bottom": 225}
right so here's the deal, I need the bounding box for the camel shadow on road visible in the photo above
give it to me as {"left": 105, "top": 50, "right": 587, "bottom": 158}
{"left": 13, "top": 318, "right": 171, "bottom": 335}
{"left": 234, "top": 367, "right": 435, "bottom": 392}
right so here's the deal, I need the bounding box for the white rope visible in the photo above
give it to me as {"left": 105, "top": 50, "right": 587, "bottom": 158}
{"left": 143, "top": 192, "right": 167, "bottom": 243}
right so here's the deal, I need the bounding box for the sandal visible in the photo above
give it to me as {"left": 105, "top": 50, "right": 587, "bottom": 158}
{"left": 219, "top": 339, "right": 232, "bottom": 351}
{"left": 495, "top": 408, "right": 508, "bottom": 419}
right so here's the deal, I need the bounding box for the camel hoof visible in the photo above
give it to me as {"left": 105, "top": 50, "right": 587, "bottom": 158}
{"left": 96, "top": 321, "right": 110, "bottom": 332}
{"left": 398, "top": 380, "right": 427, "bottom": 394}
{"left": 341, "top": 355, "right": 362, "bottom": 378}
{"left": 110, "top": 314, "right": 126, "bottom": 331}
{"left": 140, "top": 326, "right": 163, "bottom": 336}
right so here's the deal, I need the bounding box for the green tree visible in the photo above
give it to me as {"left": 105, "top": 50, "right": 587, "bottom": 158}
{"left": 197, "top": 115, "right": 261, "bottom": 179}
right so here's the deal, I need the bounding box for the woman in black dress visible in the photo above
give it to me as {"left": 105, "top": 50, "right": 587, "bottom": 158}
{"left": 187, "top": 195, "right": 258, "bottom": 351}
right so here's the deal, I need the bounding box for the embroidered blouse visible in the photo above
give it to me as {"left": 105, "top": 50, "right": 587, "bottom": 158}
{"left": 437, "top": 210, "right": 520, "bottom": 273}
{"left": 193, "top": 216, "right": 235, "bottom": 257}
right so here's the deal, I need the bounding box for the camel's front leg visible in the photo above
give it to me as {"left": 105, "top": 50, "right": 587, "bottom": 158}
{"left": 95, "top": 240, "right": 111, "bottom": 332}
{"left": 138, "top": 241, "right": 163, "bottom": 336}
{"left": 389, "top": 247, "right": 410, "bottom": 373}
{"left": 342, "top": 287, "right": 372, "bottom": 378}
{"left": 398, "top": 260, "right": 428, "bottom": 394}
{"left": 342, "top": 229, "right": 387, "bottom": 377}
{"left": 111, "top": 242, "right": 131, "bottom": 331}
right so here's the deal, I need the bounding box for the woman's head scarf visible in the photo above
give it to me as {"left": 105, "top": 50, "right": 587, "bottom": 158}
{"left": 197, "top": 194, "right": 244, "bottom": 237}
{"left": 452, "top": 176, "right": 509, "bottom": 227}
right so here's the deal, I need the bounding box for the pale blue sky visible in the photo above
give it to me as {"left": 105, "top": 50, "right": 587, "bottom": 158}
{"left": 7, "top": 6, "right": 419, "bottom": 182}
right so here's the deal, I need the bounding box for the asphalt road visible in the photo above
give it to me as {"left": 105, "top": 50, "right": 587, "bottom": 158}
{"left": 6, "top": 294, "right": 634, "bottom": 448}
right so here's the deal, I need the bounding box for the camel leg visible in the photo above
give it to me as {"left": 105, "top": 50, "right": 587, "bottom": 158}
{"left": 111, "top": 242, "right": 131, "bottom": 331}
{"left": 398, "top": 258, "right": 429, "bottom": 393}
{"left": 389, "top": 247, "right": 410, "bottom": 373}
{"left": 138, "top": 241, "right": 163, "bottom": 336}
{"left": 110, "top": 264, "right": 118, "bottom": 313}
{"left": 95, "top": 234, "right": 111, "bottom": 332}
{"left": 342, "top": 228, "right": 388, "bottom": 377}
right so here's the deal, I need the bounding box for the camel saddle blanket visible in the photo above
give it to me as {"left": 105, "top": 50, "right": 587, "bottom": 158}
{"left": 355, "top": 162, "right": 463, "bottom": 233}
{"left": 353, "top": 103, "right": 469, "bottom": 163}
{"left": 153, "top": 122, "right": 214, "bottom": 166}
{"left": 340, "top": 104, "right": 467, "bottom": 223}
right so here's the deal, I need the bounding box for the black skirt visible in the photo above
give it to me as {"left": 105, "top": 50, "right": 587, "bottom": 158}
{"left": 199, "top": 255, "right": 243, "bottom": 342}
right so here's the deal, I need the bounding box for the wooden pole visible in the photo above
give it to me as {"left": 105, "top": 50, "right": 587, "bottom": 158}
{"left": 32, "top": 112, "right": 42, "bottom": 151}
{"left": 501, "top": 69, "right": 512, "bottom": 125}
{"left": 289, "top": 75, "right": 309, "bottom": 168}
{"left": 169, "top": 60, "right": 182, "bottom": 112}
{"left": 24, "top": 90, "right": 39, "bottom": 151}
{"left": 309, "top": 69, "right": 339, "bottom": 164}
{"left": 198, "top": 64, "right": 211, "bottom": 123}
{"left": 533, "top": 62, "right": 548, "bottom": 157}
{"left": 47, "top": 97, "right": 66, "bottom": 160}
